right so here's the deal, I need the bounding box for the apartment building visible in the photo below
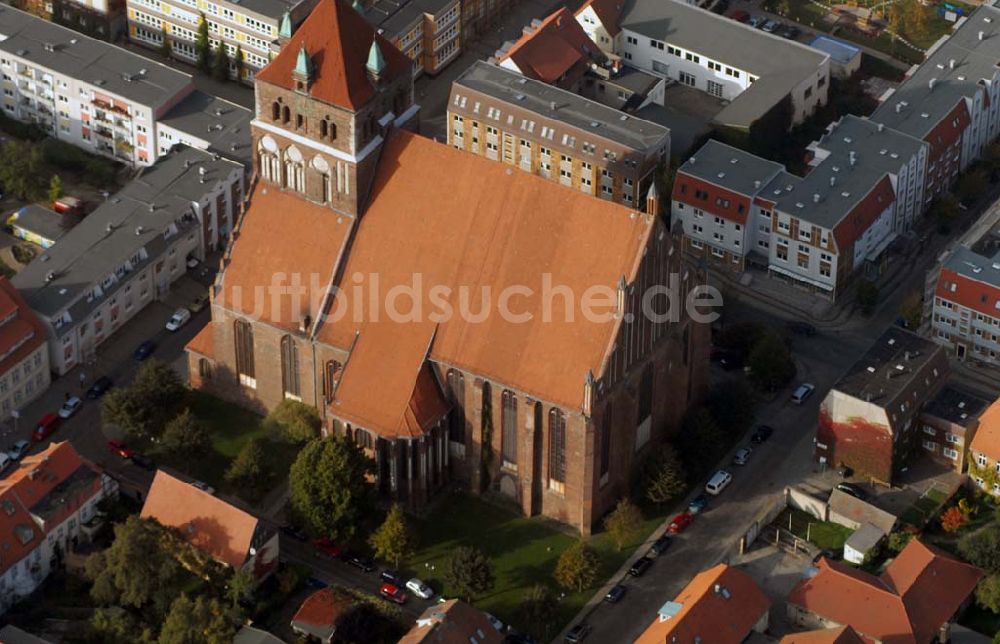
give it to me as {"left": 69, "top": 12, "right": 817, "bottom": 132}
{"left": 359, "top": 0, "right": 460, "bottom": 78}
{"left": 577, "top": 0, "right": 830, "bottom": 130}
{"left": 19, "top": 0, "right": 126, "bottom": 41}
{"left": 449, "top": 61, "right": 670, "bottom": 208}
{"left": 815, "top": 327, "right": 948, "bottom": 485}
{"left": 919, "top": 385, "right": 988, "bottom": 474}
{"left": 969, "top": 397, "right": 1000, "bottom": 496}
{"left": 128, "top": 0, "right": 316, "bottom": 83}
{"left": 928, "top": 244, "right": 1000, "bottom": 363}
{"left": 0, "top": 278, "right": 50, "bottom": 420}
{"left": 0, "top": 442, "right": 118, "bottom": 615}
{"left": 155, "top": 89, "right": 254, "bottom": 168}
{"left": 13, "top": 146, "right": 243, "bottom": 375}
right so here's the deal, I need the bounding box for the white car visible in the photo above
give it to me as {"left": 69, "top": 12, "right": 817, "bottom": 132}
{"left": 406, "top": 578, "right": 433, "bottom": 599}
{"left": 58, "top": 396, "right": 82, "bottom": 419}
{"left": 186, "top": 256, "right": 200, "bottom": 269}
{"left": 165, "top": 307, "right": 191, "bottom": 331}
{"left": 7, "top": 439, "right": 29, "bottom": 461}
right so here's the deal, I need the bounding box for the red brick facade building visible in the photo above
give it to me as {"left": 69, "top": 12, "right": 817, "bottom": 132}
{"left": 187, "top": 0, "right": 708, "bottom": 534}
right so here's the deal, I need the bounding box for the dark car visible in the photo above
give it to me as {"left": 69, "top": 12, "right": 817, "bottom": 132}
{"left": 751, "top": 425, "right": 774, "bottom": 444}
{"left": 837, "top": 464, "right": 854, "bottom": 478}
{"left": 280, "top": 525, "right": 308, "bottom": 541}
{"left": 344, "top": 553, "right": 376, "bottom": 572}
{"left": 129, "top": 453, "right": 155, "bottom": 471}
{"left": 85, "top": 376, "right": 113, "bottom": 399}
{"left": 688, "top": 494, "right": 709, "bottom": 514}
{"left": 305, "top": 576, "right": 328, "bottom": 589}
{"left": 628, "top": 557, "right": 653, "bottom": 577}
{"left": 712, "top": 348, "right": 745, "bottom": 371}
{"left": 786, "top": 321, "right": 817, "bottom": 336}
{"left": 505, "top": 634, "right": 537, "bottom": 644}
{"left": 779, "top": 25, "right": 800, "bottom": 39}
{"left": 565, "top": 623, "right": 592, "bottom": 643}
{"left": 381, "top": 569, "right": 403, "bottom": 585}
{"left": 133, "top": 340, "right": 156, "bottom": 361}
{"left": 313, "top": 538, "right": 342, "bottom": 559}
{"left": 604, "top": 584, "right": 627, "bottom": 603}
{"left": 836, "top": 482, "right": 869, "bottom": 501}
{"left": 648, "top": 534, "right": 673, "bottom": 557}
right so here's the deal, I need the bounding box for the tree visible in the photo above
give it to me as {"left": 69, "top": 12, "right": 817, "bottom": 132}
{"left": 288, "top": 436, "right": 375, "bottom": 541}
{"left": 960, "top": 525, "right": 1000, "bottom": 574}
{"left": 225, "top": 567, "right": 255, "bottom": 608}
{"left": 904, "top": 0, "right": 931, "bottom": 41}
{"left": 211, "top": 43, "right": 230, "bottom": 82}
{"left": 958, "top": 169, "right": 989, "bottom": 205}
{"left": 603, "top": 498, "right": 643, "bottom": 551}
{"left": 48, "top": 174, "right": 62, "bottom": 204}
{"left": 888, "top": 1, "right": 905, "bottom": 40}
{"left": 160, "top": 30, "right": 172, "bottom": 59}
{"left": 369, "top": 503, "right": 416, "bottom": 568}
{"left": 265, "top": 399, "right": 321, "bottom": 443}
{"left": 101, "top": 388, "right": 149, "bottom": 438}
{"left": 941, "top": 506, "right": 969, "bottom": 533}
{"left": 158, "top": 594, "right": 236, "bottom": 644}
{"left": 90, "top": 607, "right": 155, "bottom": 644}
{"left": 747, "top": 332, "right": 795, "bottom": 392}
{"left": 234, "top": 45, "right": 245, "bottom": 81}
{"left": 86, "top": 516, "right": 184, "bottom": 621}
{"left": 520, "top": 585, "right": 558, "bottom": 640}
{"left": 857, "top": 280, "right": 880, "bottom": 316}
{"left": 444, "top": 546, "right": 495, "bottom": 603}
{"left": 887, "top": 530, "right": 915, "bottom": 554}
{"left": 898, "top": 294, "right": 923, "bottom": 331}
{"left": 707, "top": 379, "right": 757, "bottom": 437}
{"left": 643, "top": 442, "right": 686, "bottom": 506}
{"left": 931, "top": 195, "right": 961, "bottom": 226}
{"left": 676, "top": 407, "right": 727, "bottom": 475}
{"left": 716, "top": 321, "right": 764, "bottom": 355}
{"left": 160, "top": 409, "right": 210, "bottom": 459}
{"left": 555, "top": 540, "right": 600, "bottom": 592}
{"left": 196, "top": 14, "right": 211, "bottom": 72}
{"left": 0, "top": 141, "right": 45, "bottom": 200}
{"left": 978, "top": 574, "right": 1000, "bottom": 614}
{"left": 103, "top": 360, "right": 185, "bottom": 440}
{"left": 225, "top": 437, "right": 270, "bottom": 499}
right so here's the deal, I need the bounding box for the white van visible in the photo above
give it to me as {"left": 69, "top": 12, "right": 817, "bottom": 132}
{"left": 705, "top": 470, "right": 733, "bottom": 496}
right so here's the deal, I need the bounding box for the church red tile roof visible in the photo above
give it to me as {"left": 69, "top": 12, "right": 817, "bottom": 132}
{"left": 186, "top": 325, "right": 214, "bottom": 359}
{"left": 498, "top": 7, "right": 603, "bottom": 84}
{"left": 256, "top": 0, "right": 411, "bottom": 110}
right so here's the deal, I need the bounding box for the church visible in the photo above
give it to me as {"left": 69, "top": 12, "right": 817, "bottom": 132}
{"left": 185, "top": 0, "right": 709, "bottom": 534}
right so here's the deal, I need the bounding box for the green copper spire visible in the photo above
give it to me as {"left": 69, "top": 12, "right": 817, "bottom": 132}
{"left": 366, "top": 40, "right": 386, "bottom": 76}
{"left": 294, "top": 45, "right": 312, "bottom": 78}
{"left": 279, "top": 11, "right": 291, "bottom": 39}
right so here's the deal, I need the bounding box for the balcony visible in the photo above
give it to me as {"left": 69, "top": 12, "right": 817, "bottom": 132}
{"left": 94, "top": 127, "right": 113, "bottom": 139}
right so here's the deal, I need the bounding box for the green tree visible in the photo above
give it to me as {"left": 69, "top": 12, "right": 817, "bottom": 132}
{"left": 643, "top": 442, "right": 686, "bottom": 506}
{"left": 47, "top": 174, "right": 62, "bottom": 204}
{"left": 958, "top": 169, "right": 989, "bottom": 205}
{"left": 103, "top": 360, "right": 185, "bottom": 440}
{"left": 676, "top": 407, "right": 727, "bottom": 475}
{"left": 160, "top": 409, "right": 210, "bottom": 459}
{"left": 707, "top": 379, "right": 757, "bottom": 437}
{"left": 444, "top": 546, "right": 495, "bottom": 603}
{"left": 234, "top": 45, "right": 245, "bottom": 81}
{"left": 288, "top": 436, "right": 375, "bottom": 541}
{"left": 978, "top": 574, "right": 1000, "bottom": 614}
{"left": 857, "top": 280, "right": 880, "bottom": 316}
{"left": 225, "top": 567, "right": 255, "bottom": 608}
{"left": 101, "top": 388, "right": 148, "bottom": 438}
{"left": 196, "top": 14, "right": 211, "bottom": 72}
{"left": 265, "top": 399, "right": 321, "bottom": 443}
{"left": 960, "top": 525, "right": 1000, "bottom": 574}
{"left": 224, "top": 437, "right": 270, "bottom": 499}
{"left": 89, "top": 607, "right": 155, "bottom": 644}
{"left": 887, "top": 530, "right": 915, "bottom": 554}
{"left": 369, "top": 503, "right": 416, "bottom": 568}
{"left": 554, "top": 540, "right": 600, "bottom": 592}
{"left": 899, "top": 294, "right": 923, "bottom": 330}
{"left": 519, "top": 584, "right": 558, "bottom": 640}
{"left": 158, "top": 594, "right": 236, "bottom": 644}
{"left": 715, "top": 321, "right": 764, "bottom": 355}
{"left": 931, "top": 195, "right": 961, "bottom": 225}
{"left": 85, "top": 516, "right": 184, "bottom": 621}
{"left": 0, "top": 141, "right": 45, "bottom": 200}
{"left": 212, "top": 43, "right": 229, "bottom": 81}
{"left": 603, "top": 498, "right": 643, "bottom": 551}
{"left": 748, "top": 332, "right": 795, "bottom": 392}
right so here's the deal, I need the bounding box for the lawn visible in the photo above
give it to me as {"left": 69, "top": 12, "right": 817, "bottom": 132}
{"left": 900, "top": 487, "right": 949, "bottom": 528}
{"left": 408, "top": 493, "right": 663, "bottom": 637}
{"left": 776, "top": 507, "right": 853, "bottom": 551}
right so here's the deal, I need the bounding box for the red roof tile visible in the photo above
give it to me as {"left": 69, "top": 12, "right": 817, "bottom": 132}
{"left": 780, "top": 626, "right": 866, "bottom": 644}
{"left": 971, "top": 397, "right": 1000, "bottom": 461}
{"left": 399, "top": 599, "right": 504, "bottom": 644}
{"left": 498, "top": 8, "right": 603, "bottom": 85}
{"left": 292, "top": 587, "right": 354, "bottom": 629}
{"left": 256, "top": 0, "right": 411, "bottom": 110}
{"left": 186, "top": 324, "right": 214, "bottom": 359}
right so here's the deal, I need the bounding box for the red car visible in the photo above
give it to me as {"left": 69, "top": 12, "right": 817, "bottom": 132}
{"left": 379, "top": 582, "right": 407, "bottom": 605}
{"left": 32, "top": 413, "right": 60, "bottom": 442}
{"left": 107, "top": 440, "right": 132, "bottom": 459}
{"left": 313, "top": 538, "right": 342, "bottom": 559}
{"left": 668, "top": 512, "right": 694, "bottom": 534}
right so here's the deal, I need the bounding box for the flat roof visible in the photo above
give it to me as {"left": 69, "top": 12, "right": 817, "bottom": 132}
{"left": 8, "top": 204, "right": 76, "bottom": 244}
{"left": 157, "top": 90, "right": 253, "bottom": 168}
{"left": 219, "top": 0, "right": 298, "bottom": 20}
{"left": 678, "top": 138, "right": 785, "bottom": 196}
{"left": 809, "top": 35, "right": 862, "bottom": 65}
{"left": 834, "top": 326, "right": 943, "bottom": 403}
{"left": 0, "top": 6, "right": 192, "bottom": 111}
{"left": 872, "top": 5, "right": 1000, "bottom": 138}
{"left": 13, "top": 147, "right": 241, "bottom": 323}
{"left": 362, "top": 0, "right": 453, "bottom": 37}
{"left": 922, "top": 385, "right": 990, "bottom": 426}
{"left": 453, "top": 60, "right": 670, "bottom": 152}
{"left": 943, "top": 244, "right": 1000, "bottom": 289}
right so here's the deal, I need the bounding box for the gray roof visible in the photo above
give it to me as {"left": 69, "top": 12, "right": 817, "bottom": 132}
{"left": 0, "top": 6, "right": 192, "bottom": 111}
{"left": 828, "top": 489, "right": 897, "bottom": 535}
{"left": 157, "top": 90, "right": 253, "bottom": 169}
{"left": 234, "top": 626, "right": 287, "bottom": 644}
{"left": 218, "top": 0, "right": 296, "bottom": 21}
{"left": 845, "top": 522, "right": 886, "bottom": 553}
{"left": 678, "top": 138, "right": 784, "bottom": 196}
{"left": 922, "top": 385, "right": 989, "bottom": 426}
{"left": 872, "top": 5, "right": 1000, "bottom": 138}
{"left": 9, "top": 204, "right": 77, "bottom": 244}
{"left": 13, "top": 146, "right": 240, "bottom": 323}
{"left": 454, "top": 61, "right": 670, "bottom": 152}
{"left": 362, "top": 0, "right": 454, "bottom": 38}
{"left": 833, "top": 326, "right": 943, "bottom": 404}
{"left": 603, "top": 65, "right": 662, "bottom": 96}
{"left": 943, "top": 243, "right": 1000, "bottom": 289}
{"left": 620, "top": 0, "right": 828, "bottom": 128}
{"left": 775, "top": 115, "right": 925, "bottom": 229}
{"left": 808, "top": 35, "right": 862, "bottom": 66}
{"left": 0, "top": 626, "right": 53, "bottom": 644}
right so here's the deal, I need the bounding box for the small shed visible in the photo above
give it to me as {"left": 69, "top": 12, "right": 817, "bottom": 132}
{"left": 7, "top": 205, "right": 76, "bottom": 249}
{"left": 828, "top": 489, "right": 897, "bottom": 535}
{"left": 808, "top": 36, "right": 862, "bottom": 78}
{"left": 844, "top": 522, "right": 884, "bottom": 564}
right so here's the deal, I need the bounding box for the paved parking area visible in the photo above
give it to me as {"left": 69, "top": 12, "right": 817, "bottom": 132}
{"left": 734, "top": 544, "right": 812, "bottom": 638}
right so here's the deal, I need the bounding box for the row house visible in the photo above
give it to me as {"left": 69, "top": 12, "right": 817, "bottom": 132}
{"left": 187, "top": 0, "right": 709, "bottom": 535}
{"left": 359, "top": 0, "right": 461, "bottom": 78}
{"left": 0, "top": 442, "right": 117, "bottom": 615}
{"left": 0, "top": 279, "right": 49, "bottom": 419}
{"left": 815, "top": 327, "right": 949, "bottom": 485}
{"left": 12, "top": 146, "right": 243, "bottom": 375}
{"left": 928, "top": 245, "right": 1000, "bottom": 363}
{"left": 919, "top": 385, "right": 989, "bottom": 474}
{"left": 448, "top": 61, "right": 670, "bottom": 209}
{"left": 577, "top": 0, "right": 830, "bottom": 130}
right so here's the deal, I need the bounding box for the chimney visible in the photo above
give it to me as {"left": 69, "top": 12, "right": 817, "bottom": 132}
{"left": 645, "top": 182, "right": 660, "bottom": 217}
{"left": 929, "top": 78, "right": 936, "bottom": 90}
{"left": 949, "top": 58, "right": 956, "bottom": 69}
{"left": 980, "top": 30, "right": 986, "bottom": 41}
{"left": 813, "top": 193, "right": 821, "bottom": 203}
{"left": 830, "top": 176, "right": 836, "bottom": 187}
{"left": 849, "top": 151, "right": 856, "bottom": 166}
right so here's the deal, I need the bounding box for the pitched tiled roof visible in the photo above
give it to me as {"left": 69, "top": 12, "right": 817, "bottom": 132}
{"left": 780, "top": 626, "right": 865, "bottom": 644}
{"left": 971, "top": 397, "right": 1000, "bottom": 461}
{"left": 827, "top": 489, "right": 897, "bottom": 535}
{"left": 291, "top": 588, "right": 354, "bottom": 641}
{"left": 574, "top": 0, "right": 624, "bottom": 36}
{"left": 0, "top": 278, "right": 45, "bottom": 377}
{"left": 635, "top": 564, "right": 771, "bottom": 644}
{"left": 256, "top": 0, "right": 411, "bottom": 110}
{"left": 186, "top": 324, "right": 214, "bottom": 359}
{"left": 787, "top": 539, "right": 983, "bottom": 644}
{"left": 141, "top": 470, "right": 259, "bottom": 568}
{"left": 399, "top": 599, "right": 504, "bottom": 644}
{"left": 498, "top": 8, "right": 603, "bottom": 85}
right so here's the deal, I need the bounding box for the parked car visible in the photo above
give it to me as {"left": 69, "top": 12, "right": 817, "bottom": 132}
{"left": 7, "top": 439, "right": 29, "bottom": 461}
{"left": 705, "top": 470, "right": 733, "bottom": 496}
{"left": 165, "top": 308, "right": 191, "bottom": 332}
{"left": 668, "top": 512, "right": 694, "bottom": 534}
{"left": 733, "top": 446, "right": 752, "bottom": 466}
{"left": 712, "top": 348, "right": 745, "bottom": 371}
{"left": 58, "top": 396, "right": 82, "bottom": 419}
{"left": 728, "top": 9, "right": 750, "bottom": 22}
{"left": 280, "top": 524, "right": 308, "bottom": 542}
{"left": 380, "top": 569, "right": 403, "bottom": 585}
{"left": 648, "top": 534, "right": 673, "bottom": 557}
{"left": 604, "top": 584, "right": 627, "bottom": 603}
{"left": 628, "top": 557, "right": 653, "bottom": 577}
{"left": 313, "top": 538, "right": 342, "bottom": 559}
{"left": 791, "top": 383, "right": 815, "bottom": 404}
{"left": 32, "top": 413, "right": 60, "bottom": 441}
{"left": 186, "top": 256, "right": 201, "bottom": 269}
{"left": 190, "top": 294, "right": 209, "bottom": 313}
{"left": 747, "top": 16, "right": 764, "bottom": 28}
{"left": 780, "top": 25, "right": 801, "bottom": 39}
{"left": 0, "top": 453, "right": 10, "bottom": 473}
{"left": 751, "top": 425, "right": 774, "bottom": 444}
{"left": 688, "top": 494, "right": 709, "bottom": 514}
{"left": 192, "top": 480, "right": 215, "bottom": 494}
{"left": 761, "top": 19, "right": 780, "bottom": 33}
{"left": 305, "top": 576, "right": 327, "bottom": 589}
{"left": 379, "top": 582, "right": 407, "bottom": 604}
{"left": 85, "top": 376, "right": 113, "bottom": 399}
{"left": 133, "top": 340, "right": 156, "bottom": 361}
{"left": 129, "top": 453, "right": 155, "bottom": 471}
{"left": 786, "top": 321, "right": 817, "bottom": 336}
{"left": 406, "top": 578, "right": 434, "bottom": 599}
{"left": 565, "top": 623, "right": 592, "bottom": 643}
{"left": 344, "top": 553, "right": 376, "bottom": 572}
{"left": 836, "top": 482, "right": 869, "bottom": 501}
{"left": 107, "top": 440, "right": 132, "bottom": 459}
{"left": 837, "top": 464, "right": 854, "bottom": 478}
